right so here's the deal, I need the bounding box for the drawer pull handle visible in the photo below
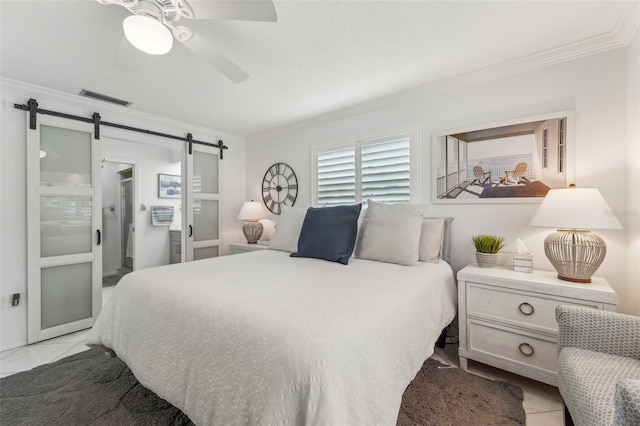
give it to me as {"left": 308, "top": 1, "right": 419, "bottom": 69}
{"left": 519, "top": 343, "right": 535, "bottom": 357}
{"left": 518, "top": 302, "right": 535, "bottom": 316}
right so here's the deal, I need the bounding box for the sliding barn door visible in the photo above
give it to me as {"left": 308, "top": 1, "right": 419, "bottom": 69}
{"left": 27, "top": 115, "right": 102, "bottom": 343}
{"left": 184, "top": 145, "right": 220, "bottom": 261}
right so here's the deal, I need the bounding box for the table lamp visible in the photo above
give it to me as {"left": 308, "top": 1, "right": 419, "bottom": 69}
{"left": 529, "top": 186, "right": 622, "bottom": 283}
{"left": 237, "top": 201, "right": 266, "bottom": 244}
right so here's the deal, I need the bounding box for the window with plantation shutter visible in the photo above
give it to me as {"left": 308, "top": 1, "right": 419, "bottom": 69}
{"left": 361, "top": 138, "right": 410, "bottom": 203}
{"left": 317, "top": 147, "right": 356, "bottom": 206}
{"left": 314, "top": 133, "right": 413, "bottom": 206}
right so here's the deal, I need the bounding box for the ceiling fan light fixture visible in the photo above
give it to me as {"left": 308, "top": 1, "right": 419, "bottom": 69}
{"left": 123, "top": 15, "right": 173, "bottom": 55}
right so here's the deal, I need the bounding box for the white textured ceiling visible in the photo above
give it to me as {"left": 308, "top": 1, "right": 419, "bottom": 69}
{"left": 0, "top": 0, "right": 636, "bottom": 136}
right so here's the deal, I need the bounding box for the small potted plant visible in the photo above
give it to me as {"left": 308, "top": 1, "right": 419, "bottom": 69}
{"left": 472, "top": 234, "right": 505, "bottom": 268}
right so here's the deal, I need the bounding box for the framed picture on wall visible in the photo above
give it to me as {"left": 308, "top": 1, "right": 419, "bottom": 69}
{"left": 158, "top": 174, "right": 181, "bottom": 199}
{"left": 431, "top": 110, "right": 575, "bottom": 204}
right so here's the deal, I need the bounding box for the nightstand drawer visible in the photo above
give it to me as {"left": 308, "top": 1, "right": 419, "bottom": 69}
{"left": 468, "top": 320, "right": 557, "bottom": 375}
{"left": 467, "top": 282, "right": 603, "bottom": 335}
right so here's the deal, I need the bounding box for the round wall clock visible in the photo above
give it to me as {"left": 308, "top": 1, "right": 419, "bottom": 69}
{"left": 262, "top": 163, "right": 298, "bottom": 214}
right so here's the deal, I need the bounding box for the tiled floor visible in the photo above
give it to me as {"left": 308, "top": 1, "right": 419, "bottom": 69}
{"left": 0, "top": 285, "right": 116, "bottom": 378}
{"left": 2, "top": 287, "right": 562, "bottom": 425}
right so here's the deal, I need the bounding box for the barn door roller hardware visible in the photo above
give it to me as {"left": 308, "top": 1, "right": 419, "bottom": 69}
{"left": 14, "top": 98, "right": 228, "bottom": 159}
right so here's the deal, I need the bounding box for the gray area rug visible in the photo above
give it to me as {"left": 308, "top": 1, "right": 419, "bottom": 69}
{"left": 0, "top": 348, "right": 525, "bottom": 425}
{"left": 102, "top": 274, "right": 124, "bottom": 288}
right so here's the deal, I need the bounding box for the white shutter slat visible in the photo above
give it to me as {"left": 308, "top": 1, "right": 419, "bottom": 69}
{"left": 361, "top": 138, "right": 410, "bottom": 204}
{"left": 317, "top": 147, "right": 356, "bottom": 206}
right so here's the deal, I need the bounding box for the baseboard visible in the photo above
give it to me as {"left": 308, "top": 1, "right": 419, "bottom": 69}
{"left": 0, "top": 340, "right": 28, "bottom": 353}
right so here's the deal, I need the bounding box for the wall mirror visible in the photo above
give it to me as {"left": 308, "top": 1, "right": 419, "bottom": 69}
{"left": 431, "top": 110, "right": 574, "bottom": 204}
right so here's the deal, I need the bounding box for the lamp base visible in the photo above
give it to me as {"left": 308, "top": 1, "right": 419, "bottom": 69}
{"left": 544, "top": 229, "right": 606, "bottom": 284}
{"left": 242, "top": 220, "right": 263, "bottom": 244}
{"left": 556, "top": 274, "right": 592, "bottom": 284}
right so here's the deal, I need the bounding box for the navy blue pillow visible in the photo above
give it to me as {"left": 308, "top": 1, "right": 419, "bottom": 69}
{"left": 290, "top": 204, "right": 362, "bottom": 265}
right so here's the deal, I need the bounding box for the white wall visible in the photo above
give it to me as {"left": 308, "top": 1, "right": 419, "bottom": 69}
{"left": 626, "top": 27, "right": 640, "bottom": 316}
{"left": 0, "top": 80, "right": 246, "bottom": 351}
{"left": 246, "top": 47, "right": 637, "bottom": 315}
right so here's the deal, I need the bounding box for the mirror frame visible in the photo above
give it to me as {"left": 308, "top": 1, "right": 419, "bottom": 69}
{"left": 431, "top": 110, "right": 575, "bottom": 204}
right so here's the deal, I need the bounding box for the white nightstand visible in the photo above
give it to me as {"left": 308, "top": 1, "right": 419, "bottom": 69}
{"left": 457, "top": 265, "right": 617, "bottom": 386}
{"left": 229, "top": 243, "right": 269, "bottom": 255}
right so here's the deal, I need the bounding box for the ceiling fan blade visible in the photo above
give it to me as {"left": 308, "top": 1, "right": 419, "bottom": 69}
{"left": 187, "top": 0, "right": 277, "bottom": 22}
{"left": 113, "top": 36, "right": 141, "bottom": 72}
{"left": 182, "top": 33, "right": 249, "bottom": 83}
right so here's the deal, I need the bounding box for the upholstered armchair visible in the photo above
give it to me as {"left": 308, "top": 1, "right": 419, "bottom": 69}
{"left": 556, "top": 305, "right": 640, "bottom": 426}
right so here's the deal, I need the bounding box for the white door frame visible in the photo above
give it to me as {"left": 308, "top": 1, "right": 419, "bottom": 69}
{"left": 102, "top": 157, "right": 138, "bottom": 272}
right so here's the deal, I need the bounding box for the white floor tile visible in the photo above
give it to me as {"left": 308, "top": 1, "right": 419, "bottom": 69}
{"left": 0, "top": 342, "right": 77, "bottom": 374}
{"left": 0, "top": 347, "right": 21, "bottom": 360}
{"left": 53, "top": 343, "right": 90, "bottom": 362}
{"left": 102, "top": 286, "right": 116, "bottom": 307}
{"left": 525, "top": 410, "right": 564, "bottom": 426}
{"left": 467, "top": 364, "right": 563, "bottom": 414}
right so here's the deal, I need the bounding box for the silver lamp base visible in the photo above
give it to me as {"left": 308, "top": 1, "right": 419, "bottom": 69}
{"left": 242, "top": 220, "right": 263, "bottom": 244}
{"left": 543, "top": 229, "right": 606, "bottom": 283}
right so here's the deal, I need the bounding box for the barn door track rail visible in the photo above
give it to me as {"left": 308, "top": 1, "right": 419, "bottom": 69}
{"left": 14, "top": 98, "right": 228, "bottom": 159}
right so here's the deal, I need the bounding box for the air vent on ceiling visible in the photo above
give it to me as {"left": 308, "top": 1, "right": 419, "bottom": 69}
{"left": 79, "top": 89, "right": 132, "bottom": 107}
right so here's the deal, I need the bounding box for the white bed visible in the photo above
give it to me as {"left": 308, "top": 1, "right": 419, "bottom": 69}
{"left": 87, "top": 249, "right": 457, "bottom": 425}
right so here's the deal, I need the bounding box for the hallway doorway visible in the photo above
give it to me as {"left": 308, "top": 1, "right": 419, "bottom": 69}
{"left": 101, "top": 160, "right": 135, "bottom": 286}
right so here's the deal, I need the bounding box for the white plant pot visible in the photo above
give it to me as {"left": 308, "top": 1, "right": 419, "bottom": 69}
{"left": 476, "top": 252, "right": 498, "bottom": 268}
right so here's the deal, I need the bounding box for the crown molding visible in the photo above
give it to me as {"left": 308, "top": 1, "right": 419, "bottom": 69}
{"left": 0, "top": 78, "right": 242, "bottom": 141}
{"left": 474, "top": 0, "right": 639, "bottom": 83}
{"left": 615, "top": 0, "right": 640, "bottom": 45}
{"left": 250, "top": 2, "right": 640, "bottom": 140}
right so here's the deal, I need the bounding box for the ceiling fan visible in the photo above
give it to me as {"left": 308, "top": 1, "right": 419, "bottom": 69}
{"left": 97, "top": 0, "right": 277, "bottom": 83}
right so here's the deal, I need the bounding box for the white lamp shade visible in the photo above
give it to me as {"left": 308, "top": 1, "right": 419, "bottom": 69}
{"left": 237, "top": 201, "right": 266, "bottom": 220}
{"left": 530, "top": 188, "right": 622, "bottom": 230}
{"left": 123, "top": 15, "right": 173, "bottom": 55}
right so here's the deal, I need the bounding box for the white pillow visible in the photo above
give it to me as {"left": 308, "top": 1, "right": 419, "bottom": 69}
{"left": 355, "top": 200, "right": 424, "bottom": 266}
{"left": 268, "top": 206, "right": 308, "bottom": 252}
{"left": 418, "top": 218, "right": 445, "bottom": 263}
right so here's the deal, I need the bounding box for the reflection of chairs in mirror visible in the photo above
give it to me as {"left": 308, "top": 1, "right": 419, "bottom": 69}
{"left": 470, "top": 166, "right": 492, "bottom": 186}
{"left": 501, "top": 162, "right": 529, "bottom": 185}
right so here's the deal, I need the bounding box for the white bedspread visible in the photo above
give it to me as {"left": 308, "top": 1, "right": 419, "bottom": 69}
{"left": 87, "top": 250, "right": 457, "bottom": 426}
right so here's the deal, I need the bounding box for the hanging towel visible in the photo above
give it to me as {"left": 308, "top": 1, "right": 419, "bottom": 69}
{"left": 151, "top": 206, "right": 175, "bottom": 226}
{"left": 125, "top": 223, "right": 134, "bottom": 258}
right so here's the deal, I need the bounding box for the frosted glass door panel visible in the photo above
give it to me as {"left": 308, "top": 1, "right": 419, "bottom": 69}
{"left": 193, "top": 151, "right": 218, "bottom": 193}
{"left": 41, "top": 197, "right": 92, "bottom": 257}
{"left": 40, "top": 125, "right": 92, "bottom": 187}
{"left": 41, "top": 263, "right": 92, "bottom": 329}
{"left": 193, "top": 200, "right": 219, "bottom": 241}
{"left": 194, "top": 246, "right": 219, "bottom": 260}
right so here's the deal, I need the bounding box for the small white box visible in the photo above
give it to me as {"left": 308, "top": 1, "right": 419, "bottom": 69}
{"left": 513, "top": 253, "right": 533, "bottom": 273}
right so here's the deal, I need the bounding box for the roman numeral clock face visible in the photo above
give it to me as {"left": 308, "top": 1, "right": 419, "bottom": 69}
{"left": 262, "top": 163, "right": 298, "bottom": 214}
